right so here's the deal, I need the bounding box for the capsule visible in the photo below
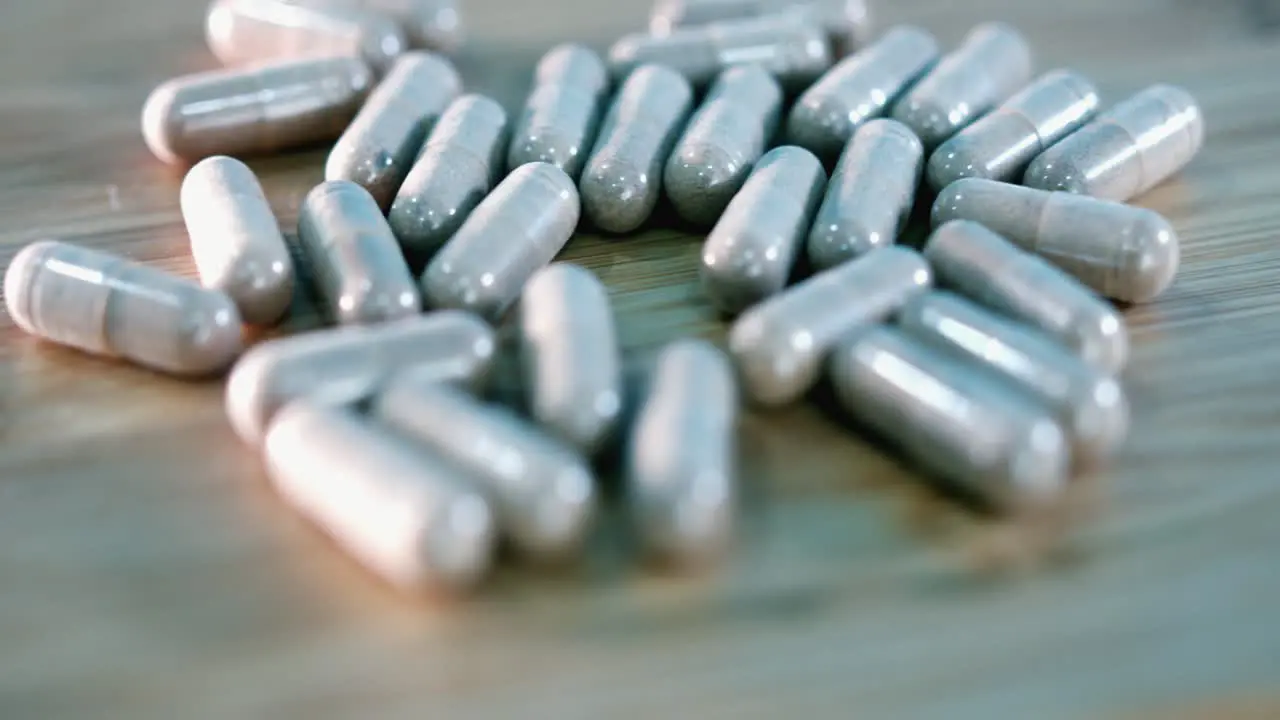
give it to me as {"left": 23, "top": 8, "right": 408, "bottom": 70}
{"left": 293, "top": 0, "right": 464, "bottom": 51}
{"left": 388, "top": 95, "right": 509, "bottom": 260}
{"left": 927, "top": 69, "right": 1100, "bottom": 190}
{"left": 830, "top": 327, "right": 1069, "bottom": 512}
{"left": 205, "top": 0, "right": 406, "bottom": 72}
{"left": 785, "top": 26, "right": 938, "bottom": 164}
{"left": 627, "top": 339, "right": 738, "bottom": 566}
{"left": 700, "top": 146, "right": 826, "bottom": 315}
{"left": 180, "top": 156, "right": 295, "bottom": 326}
{"left": 423, "top": 162, "right": 580, "bottom": 320}
{"left": 225, "top": 309, "right": 494, "bottom": 445}
{"left": 264, "top": 400, "right": 496, "bottom": 592}
{"left": 1024, "top": 84, "right": 1205, "bottom": 202}
{"left": 728, "top": 245, "right": 931, "bottom": 407}
{"left": 326, "top": 52, "right": 462, "bottom": 209}
{"left": 580, "top": 65, "right": 693, "bottom": 233}
{"left": 508, "top": 44, "right": 610, "bottom": 180}
{"left": 650, "top": 0, "right": 872, "bottom": 53}
{"left": 807, "top": 118, "right": 922, "bottom": 270}
{"left": 519, "top": 263, "right": 623, "bottom": 456}
{"left": 4, "top": 240, "right": 242, "bottom": 376}
{"left": 663, "top": 66, "right": 784, "bottom": 227}
{"left": 891, "top": 23, "right": 1033, "bottom": 149}
{"left": 932, "top": 178, "right": 1180, "bottom": 303}
{"left": 922, "top": 220, "right": 1129, "bottom": 374}
{"left": 141, "top": 56, "right": 373, "bottom": 165}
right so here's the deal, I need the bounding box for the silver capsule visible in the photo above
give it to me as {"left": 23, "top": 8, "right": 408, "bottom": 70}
{"left": 519, "top": 263, "right": 623, "bottom": 456}
{"left": 291, "top": 0, "right": 464, "bottom": 51}
{"left": 508, "top": 44, "right": 610, "bottom": 180}
{"left": 4, "top": 240, "right": 242, "bottom": 376}
{"left": 650, "top": 0, "right": 872, "bottom": 53}
{"left": 807, "top": 118, "right": 922, "bottom": 270}
{"left": 141, "top": 56, "right": 373, "bottom": 165}
{"left": 785, "top": 25, "right": 938, "bottom": 164}
{"left": 423, "top": 162, "right": 580, "bottom": 320}
{"left": 927, "top": 69, "right": 1100, "bottom": 190}
{"left": 388, "top": 95, "right": 509, "bottom": 260}
{"left": 326, "top": 52, "right": 462, "bottom": 209}
{"left": 891, "top": 22, "right": 1033, "bottom": 149}
{"left": 206, "top": 0, "right": 406, "bottom": 72}
{"left": 664, "top": 66, "right": 784, "bottom": 227}
{"left": 1025, "top": 84, "right": 1205, "bottom": 202}
{"left": 580, "top": 65, "right": 693, "bottom": 233}
{"left": 932, "top": 178, "right": 1180, "bottom": 304}
{"left": 830, "top": 326, "right": 1069, "bottom": 512}
{"left": 225, "top": 309, "right": 494, "bottom": 445}
{"left": 264, "top": 400, "right": 496, "bottom": 592}
{"left": 728, "top": 245, "right": 931, "bottom": 407}
{"left": 700, "top": 146, "right": 826, "bottom": 315}
{"left": 922, "top": 219, "right": 1129, "bottom": 374}
{"left": 180, "top": 156, "right": 295, "bottom": 326}
{"left": 628, "top": 339, "right": 738, "bottom": 566}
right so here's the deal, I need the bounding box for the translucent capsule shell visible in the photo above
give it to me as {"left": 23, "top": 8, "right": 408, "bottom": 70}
{"left": 205, "top": 0, "right": 407, "bottom": 72}
{"left": 508, "top": 45, "right": 610, "bottom": 180}
{"left": 650, "top": 0, "right": 872, "bottom": 52}
{"left": 291, "top": 0, "right": 464, "bottom": 52}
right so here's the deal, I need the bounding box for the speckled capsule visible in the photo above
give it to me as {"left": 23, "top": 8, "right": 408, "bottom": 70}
{"left": 891, "top": 22, "right": 1033, "bottom": 149}
{"left": 264, "top": 400, "right": 496, "bottom": 592}
{"left": 508, "top": 44, "right": 610, "bottom": 180}
{"left": 650, "top": 0, "right": 871, "bottom": 53}
{"left": 388, "top": 95, "right": 509, "bottom": 260}
{"left": 141, "top": 56, "right": 373, "bottom": 165}
{"left": 807, "top": 118, "right": 922, "bottom": 270}
{"left": 325, "top": 52, "right": 461, "bottom": 209}
{"left": 292, "top": 0, "right": 464, "bottom": 51}
{"left": 898, "top": 291, "right": 1129, "bottom": 467}
{"left": 830, "top": 326, "right": 1069, "bottom": 512}
{"left": 423, "top": 162, "right": 580, "bottom": 320}
{"left": 922, "top": 219, "right": 1129, "bottom": 374}
{"left": 373, "top": 378, "right": 597, "bottom": 562}
{"left": 785, "top": 25, "right": 938, "bottom": 164}
{"left": 4, "top": 240, "right": 242, "bottom": 376}
{"left": 1024, "top": 84, "right": 1204, "bottom": 202}
{"left": 580, "top": 65, "right": 693, "bottom": 233}
{"left": 627, "top": 339, "right": 738, "bottom": 566}
{"left": 206, "top": 0, "right": 406, "bottom": 72}
{"left": 225, "top": 309, "right": 494, "bottom": 445}
{"left": 728, "top": 245, "right": 932, "bottom": 407}
{"left": 664, "top": 66, "right": 784, "bottom": 227}
{"left": 927, "top": 69, "right": 1100, "bottom": 190}
{"left": 180, "top": 156, "right": 294, "bottom": 326}
{"left": 700, "top": 146, "right": 826, "bottom": 315}
{"left": 519, "top": 263, "right": 623, "bottom": 456}
{"left": 932, "top": 178, "right": 1180, "bottom": 304}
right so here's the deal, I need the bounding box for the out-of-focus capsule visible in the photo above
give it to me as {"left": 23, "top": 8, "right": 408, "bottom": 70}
{"left": 508, "top": 44, "right": 611, "bottom": 179}
{"left": 293, "top": 0, "right": 464, "bottom": 52}
{"left": 650, "top": 0, "right": 872, "bottom": 54}
{"left": 205, "top": 0, "right": 406, "bottom": 72}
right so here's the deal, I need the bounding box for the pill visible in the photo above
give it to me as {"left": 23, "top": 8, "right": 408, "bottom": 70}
{"left": 650, "top": 0, "right": 872, "bottom": 53}
{"left": 326, "top": 51, "right": 461, "bottom": 209}
{"left": 1024, "top": 84, "right": 1205, "bottom": 202}
{"left": 225, "top": 309, "right": 494, "bottom": 445}
{"left": 580, "top": 65, "right": 693, "bottom": 233}
{"left": 664, "top": 65, "right": 784, "bottom": 227}
{"left": 898, "top": 291, "right": 1129, "bottom": 466}
{"left": 891, "top": 22, "right": 1033, "bottom": 149}
{"left": 927, "top": 69, "right": 1100, "bottom": 190}
{"left": 609, "top": 14, "right": 831, "bottom": 90}
{"left": 180, "top": 156, "right": 295, "bottom": 326}
{"left": 4, "top": 240, "right": 242, "bottom": 376}
{"left": 785, "top": 25, "right": 938, "bottom": 164}
{"left": 293, "top": 0, "right": 463, "bottom": 51}
{"left": 922, "top": 219, "right": 1128, "bottom": 374}
{"left": 297, "top": 180, "right": 422, "bottom": 325}
{"left": 932, "top": 178, "right": 1180, "bottom": 304}
{"left": 141, "top": 56, "right": 373, "bottom": 165}
{"left": 728, "top": 245, "right": 931, "bottom": 407}
{"left": 373, "top": 378, "right": 597, "bottom": 561}
{"left": 700, "top": 146, "right": 826, "bottom": 315}
{"left": 807, "top": 118, "right": 922, "bottom": 270}
{"left": 519, "top": 263, "right": 623, "bottom": 455}
{"left": 205, "top": 0, "right": 406, "bottom": 72}
{"left": 423, "top": 162, "right": 580, "bottom": 320}
{"left": 508, "top": 44, "right": 610, "bottom": 180}
{"left": 388, "top": 95, "right": 509, "bottom": 260}
{"left": 829, "top": 326, "right": 1069, "bottom": 512}
{"left": 264, "top": 400, "right": 496, "bottom": 592}
{"left": 627, "top": 339, "right": 738, "bottom": 566}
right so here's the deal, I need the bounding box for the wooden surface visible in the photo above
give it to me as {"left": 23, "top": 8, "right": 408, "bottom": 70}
{"left": 3, "top": 1, "right": 1280, "bottom": 717}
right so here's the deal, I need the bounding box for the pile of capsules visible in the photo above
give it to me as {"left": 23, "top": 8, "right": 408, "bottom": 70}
{"left": 1, "top": 0, "right": 1205, "bottom": 593}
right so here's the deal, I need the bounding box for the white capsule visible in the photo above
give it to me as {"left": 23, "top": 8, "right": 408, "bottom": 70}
{"left": 508, "top": 44, "right": 611, "bottom": 180}
{"left": 206, "top": 0, "right": 407, "bottom": 72}
{"left": 650, "top": 0, "right": 872, "bottom": 54}
{"left": 290, "top": 0, "right": 464, "bottom": 51}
